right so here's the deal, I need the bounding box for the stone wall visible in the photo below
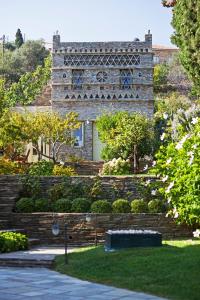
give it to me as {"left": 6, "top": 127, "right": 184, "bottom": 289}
{"left": 51, "top": 32, "right": 154, "bottom": 160}
{"left": 10, "top": 213, "right": 192, "bottom": 245}
{"left": 0, "top": 175, "right": 157, "bottom": 205}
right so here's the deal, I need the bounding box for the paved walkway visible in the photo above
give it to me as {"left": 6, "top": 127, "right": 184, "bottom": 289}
{"left": 0, "top": 246, "right": 71, "bottom": 261}
{"left": 0, "top": 267, "right": 166, "bottom": 300}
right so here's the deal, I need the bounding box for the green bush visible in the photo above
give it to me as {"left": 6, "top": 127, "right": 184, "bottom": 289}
{"left": 71, "top": 198, "right": 91, "bottom": 213}
{"left": 15, "top": 197, "right": 34, "bottom": 213}
{"left": 28, "top": 160, "right": 54, "bottom": 176}
{"left": 0, "top": 232, "right": 28, "bottom": 253}
{"left": 91, "top": 200, "right": 112, "bottom": 213}
{"left": 112, "top": 199, "right": 131, "bottom": 213}
{"left": 148, "top": 199, "right": 164, "bottom": 213}
{"left": 34, "top": 198, "right": 49, "bottom": 212}
{"left": 131, "top": 199, "right": 148, "bottom": 213}
{"left": 53, "top": 198, "right": 72, "bottom": 212}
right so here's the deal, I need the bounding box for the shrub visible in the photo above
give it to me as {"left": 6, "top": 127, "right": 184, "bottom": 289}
{"left": 28, "top": 160, "right": 54, "bottom": 176}
{"left": 148, "top": 199, "right": 164, "bottom": 213}
{"left": 34, "top": 198, "right": 49, "bottom": 212}
{"left": 101, "top": 158, "right": 131, "bottom": 175}
{"left": 15, "top": 197, "right": 34, "bottom": 213}
{"left": 52, "top": 165, "right": 77, "bottom": 176}
{"left": 112, "top": 199, "right": 131, "bottom": 213}
{"left": 0, "top": 158, "right": 24, "bottom": 174}
{"left": 71, "top": 198, "right": 91, "bottom": 213}
{"left": 0, "top": 232, "right": 28, "bottom": 253}
{"left": 53, "top": 198, "right": 72, "bottom": 212}
{"left": 131, "top": 199, "right": 148, "bottom": 213}
{"left": 91, "top": 200, "right": 112, "bottom": 213}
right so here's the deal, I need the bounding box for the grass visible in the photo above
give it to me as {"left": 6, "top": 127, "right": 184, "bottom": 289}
{"left": 54, "top": 239, "right": 200, "bottom": 300}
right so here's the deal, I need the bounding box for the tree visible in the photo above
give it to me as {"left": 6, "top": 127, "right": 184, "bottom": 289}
{"left": 0, "top": 111, "right": 80, "bottom": 163}
{"left": 163, "top": 0, "right": 200, "bottom": 96}
{"left": 153, "top": 63, "right": 169, "bottom": 92}
{"left": 14, "top": 40, "right": 49, "bottom": 73}
{"left": 0, "top": 40, "right": 50, "bottom": 83}
{"left": 15, "top": 29, "right": 24, "bottom": 48}
{"left": 96, "top": 112, "right": 154, "bottom": 172}
{"left": 0, "top": 55, "right": 51, "bottom": 117}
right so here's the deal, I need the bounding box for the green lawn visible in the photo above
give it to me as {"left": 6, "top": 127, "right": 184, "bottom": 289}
{"left": 54, "top": 239, "right": 200, "bottom": 300}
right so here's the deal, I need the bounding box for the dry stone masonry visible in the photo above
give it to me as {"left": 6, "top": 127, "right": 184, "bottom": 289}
{"left": 51, "top": 32, "right": 154, "bottom": 160}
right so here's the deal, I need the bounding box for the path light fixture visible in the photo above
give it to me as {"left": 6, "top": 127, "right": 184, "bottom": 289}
{"left": 86, "top": 213, "right": 98, "bottom": 246}
{"left": 51, "top": 218, "right": 68, "bottom": 264}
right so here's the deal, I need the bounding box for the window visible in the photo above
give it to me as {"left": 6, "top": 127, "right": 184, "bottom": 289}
{"left": 72, "top": 70, "right": 84, "bottom": 89}
{"left": 153, "top": 56, "right": 160, "bottom": 64}
{"left": 72, "top": 123, "right": 84, "bottom": 147}
{"left": 120, "top": 70, "right": 133, "bottom": 89}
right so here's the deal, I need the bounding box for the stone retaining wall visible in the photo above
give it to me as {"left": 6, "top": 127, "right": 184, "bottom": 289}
{"left": 10, "top": 213, "right": 192, "bottom": 245}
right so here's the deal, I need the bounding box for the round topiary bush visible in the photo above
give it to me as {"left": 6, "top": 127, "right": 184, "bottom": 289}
{"left": 34, "top": 199, "right": 49, "bottom": 212}
{"left": 131, "top": 199, "right": 148, "bottom": 213}
{"left": 15, "top": 197, "right": 34, "bottom": 213}
{"left": 53, "top": 198, "right": 72, "bottom": 213}
{"left": 91, "top": 200, "right": 112, "bottom": 213}
{"left": 71, "top": 198, "right": 91, "bottom": 213}
{"left": 148, "top": 199, "right": 164, "bottom": 213}
{"left": 112, "top": 199, "right": 131, "bottom": 213}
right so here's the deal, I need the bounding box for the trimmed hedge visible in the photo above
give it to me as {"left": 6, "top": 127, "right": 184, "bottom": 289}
{"left": 112, "top": 199, "right": 131, "bottom": 213}
{"left": 148, "top": 199, "right": 164, "bottom": 213}
{"left": 0, "top": 232, "right": 28, "bottom": 253}
{"left": 71, "top": 198, "right": 91, "bottom": 213}
{"left": 53, "top": 198, "right": 72, "bottom": 213}
{"left": 91, "top": 200, "right": 112, "bottom": 213}
{"left": 131, "top": 199, "right": 148, "bottom": 213}
{"left": 15, "top": 197, "right": 34, "bottom": 213}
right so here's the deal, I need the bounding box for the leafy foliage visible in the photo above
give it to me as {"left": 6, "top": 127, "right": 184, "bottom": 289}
{"left": 71, "top": 198, "right": 91, "bottom": 213}
{"left": 148, "top": 199, "right": 165, "bottom": 213}
{"left": 0, "top": 232, "right": 28, "bottom": 253}
{"left": 0, "top": 111, "right": 79, "bottom": 163}
{"left": 28, "top": 160, "right": 54, "bottom": 176}
{"left": 0, "top": 157, "right": 24, "bottom": 174}
{"left": 0, "top": 55, "right": 51, "bottom": 118}
{"left": 15, "top": 29, "right": 24, "bottom": 48}
{"left": 131, "top": 199, "right": 148, "bottom": 213}
{"left": 53, "top": 199, "right": 72, "bottom": 213}
{"left": 153, "top": 114, "right": 200, "bottom": 226}
{"left": 101, "top": 158, "right": 131, "bottom": 175}
{"left": 52, "top": 165, "right": 77, "bottom": 176}
{"left": 170, "top": 0, "right": 200, "bottom": 96}
{"left": 112, "top": 199, "right": 131, "bottom": 213}
{"left": 96, "top": 112, "right": 154, "bottom": 172}
{"left": 15, "top": 197, "right": 35, "bottom": 213}
{"left": 0, "top": 39, "right": 49, "bottom": 83}
{"left": 91, "top": 200, "right": 112, "bottom": 213}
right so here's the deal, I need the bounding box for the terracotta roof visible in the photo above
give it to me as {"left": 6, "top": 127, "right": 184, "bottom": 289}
{"left": 153, "top": 44, "right": 178, "bottom": 50}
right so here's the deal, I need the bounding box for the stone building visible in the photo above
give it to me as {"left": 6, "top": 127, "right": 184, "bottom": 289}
{"left": 153, "top": 44, "right": 178, "bottom": 65}
{"left": 51, "top": 31, "right": 154, "bottom": 161}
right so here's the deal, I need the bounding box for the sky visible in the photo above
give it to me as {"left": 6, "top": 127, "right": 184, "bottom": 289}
{"left": 0, "top": 0, "right": 174, "bottom": 47}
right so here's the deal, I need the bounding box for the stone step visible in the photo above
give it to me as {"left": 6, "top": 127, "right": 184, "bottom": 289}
{"left": 28, "top": 238, "right": 40, "bottom": 247}
{"left": 0, "top": 258, "right": 53, "bottom": 268}
{"left": 0, "top": 228, "right": 26, "bottom": 234}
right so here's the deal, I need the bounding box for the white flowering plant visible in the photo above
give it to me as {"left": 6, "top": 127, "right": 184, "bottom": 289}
{"left": 152, "top": 119, "right": 200, "bottom": 226}
{"left": 101, "top": 158, "right": 131, "bottom": 175}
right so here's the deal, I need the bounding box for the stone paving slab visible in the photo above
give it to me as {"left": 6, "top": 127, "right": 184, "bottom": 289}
{"left": 0, "top": 267, "right": 167, "bottom": 300}
{"left": 0, "top": 246, "right": 72, "bottom": 261}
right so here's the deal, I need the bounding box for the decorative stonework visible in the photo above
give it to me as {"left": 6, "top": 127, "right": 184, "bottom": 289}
{"left": 51, "top": 32, "right": 154, "bottom": 160}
